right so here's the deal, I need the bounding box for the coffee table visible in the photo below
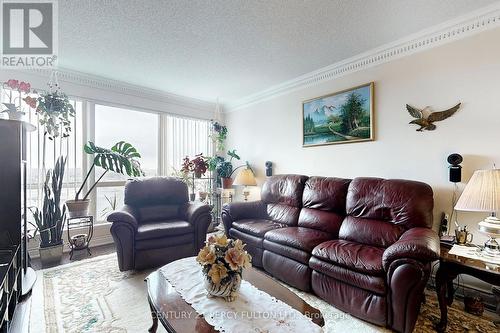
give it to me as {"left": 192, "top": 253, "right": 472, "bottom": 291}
{"left": 146, "top": 266, "right": 324, "bottom": 333}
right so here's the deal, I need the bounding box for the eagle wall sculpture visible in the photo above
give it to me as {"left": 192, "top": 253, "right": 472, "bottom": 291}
{"left": 407, "top": 103, "right": 461, "bottom": 131}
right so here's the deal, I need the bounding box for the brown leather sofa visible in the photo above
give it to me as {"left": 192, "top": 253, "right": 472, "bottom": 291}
{"left": 222, "top": 174, "right": 440, "bottom": 333}
{"left": 108, "top": 177, "right": 211, "bottom": 271}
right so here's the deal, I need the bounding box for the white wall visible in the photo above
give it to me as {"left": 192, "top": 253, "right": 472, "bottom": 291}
{"left": 225, "top": 27, "right": 500, "bottom": 246}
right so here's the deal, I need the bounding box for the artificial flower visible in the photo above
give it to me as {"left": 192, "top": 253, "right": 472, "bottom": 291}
{"left": 19, "top": 81, "right": 31, "bottom": 93}
{"left": 6, "top": 79, "right": 19, "bottom": 90}
{"left": 224, "top": 247, "right": 247, "bottom": 270}
{"left": 23, "top": 96, "right": 37, "bottom": 109}
{"left": 196, "top": 245, "right": 216, "bottom": 265}
{"left": 214, "top": 234, "right": 229, "bottom": 247}
{"left": 207, "top": 263, "right": 228, "bottom": 284}
{"left": 233, "top": 239, "right": 245, "bottom": 251}
{"left": 207, "top": 235, "right": 217, "bottom": 245}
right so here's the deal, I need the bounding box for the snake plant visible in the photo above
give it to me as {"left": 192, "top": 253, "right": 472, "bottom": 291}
{"left": 30, "top": 156, "right": 67, "bottom": 248}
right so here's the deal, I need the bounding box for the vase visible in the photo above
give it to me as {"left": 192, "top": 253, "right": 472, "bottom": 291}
{"left": 39, "top": 243, "right": 63, "bottom": 266}
{"left": 2, "top": 103, "right": 25, "bottom": 121}
{"left": 222, "top": 177, "right": 233, "bottom": 189}
{"left": 65, "top": 199, "right": 91, "bottom": 218}
{"left": 204, "top": 272, "right": 242, "bottom": 302}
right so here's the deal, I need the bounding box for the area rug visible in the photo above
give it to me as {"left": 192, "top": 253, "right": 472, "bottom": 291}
{"left": 29, "top": 253, "right": 498, "bottom": 333}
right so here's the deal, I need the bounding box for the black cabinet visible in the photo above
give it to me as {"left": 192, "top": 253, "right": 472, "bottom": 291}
{"left": 0, "top": 119, "right": 36, "bottom": 331}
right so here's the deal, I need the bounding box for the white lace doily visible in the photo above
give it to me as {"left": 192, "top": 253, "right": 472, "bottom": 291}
{"left": 160, "top": 257, "right": 323, "bottom": 333}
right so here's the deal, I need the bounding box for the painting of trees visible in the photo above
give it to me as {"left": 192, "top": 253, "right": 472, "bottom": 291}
{"left": 339, "top": 92, "right": 366, "bottom": 134}
{"left": 302, "top": 82, "right": 373, "bottom": 146}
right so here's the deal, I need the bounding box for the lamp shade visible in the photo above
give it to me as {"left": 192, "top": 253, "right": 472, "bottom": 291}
{"left": 455, "top": 169, "right": 500, "bottom": 212}
{"left": 233, "top": 168, "right": 257, "bottom": 186}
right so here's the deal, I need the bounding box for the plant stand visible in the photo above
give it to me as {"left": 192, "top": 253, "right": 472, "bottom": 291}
{"left": 66, "top": 216, "right": 93, "bottom": 260}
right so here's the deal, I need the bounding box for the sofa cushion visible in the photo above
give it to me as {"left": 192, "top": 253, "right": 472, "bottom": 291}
{"left": 136, "top": 220, "right": 193, "bottom": 240}
{"left": 232, "top": 219, "right": 283, "bottom": 237}
{"left": 263, "top": 240, "right": 310, "bottom": 264}
{"left": 309, "top": 256, "right": 386, "bottom": 294}
{"left": 340, "top": 178, "right": 434, "bottom": 248}
{"left": 312, "top": 240, "right": 384, "bottom": 275}
{"left": 298, "top": 176, "right": 351, "bottom": 235}
{"left": 261, "top": 174, "right": 308, "bottom": 226}
{"left": 138, "top": 204, "right": 180, "bottom": 222}
{"left": 125, "top": 177, "right": 188, "bottom": 206}
{"left": 229, "top": 228, "right": 266, "bottom": 249}
{"left": 261, "top": 174, "right": 308, "bottom": 207}
{"left": 136, "top": 233, "right": 194, "bottom": 250}
{"left": 264, "top": 227, "right": 332, "bottom": 252}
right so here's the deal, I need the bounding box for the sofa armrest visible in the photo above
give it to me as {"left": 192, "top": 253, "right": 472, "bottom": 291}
{"left": 107, "top": 205, "right": 139, "bottom": 271}
{"left": 221, "top": 200, "right": 267, "bottom": 237}
{"left": 107, "top": 204, "right": 139, "bottom": 228}
{"left": 382, "top": 227, "right": 440, "bottom": 271}
{"left": 180, "top": 202, "right": 212, "bottom": 250}
{"left": 180, "top": 201, "right": 212, "bottom": 224}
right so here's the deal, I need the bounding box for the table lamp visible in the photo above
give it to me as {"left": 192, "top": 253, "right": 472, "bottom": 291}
{"left": 233, "top": 167, "right": 257, "bottom": 201}
{"left": 454, "top": 169, "right": 500, "bottom": 256}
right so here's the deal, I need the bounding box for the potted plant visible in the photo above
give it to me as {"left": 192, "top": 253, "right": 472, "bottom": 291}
{"left": 1, "top": 79, "right": 32, "bottom": 120}
{"left": 66, "top": 141, "right": 144, "bottom": 217}
{"left": 208, "top": 150, "right": 240, "bottom": 188}
{"left": 34, "top": 83, "right": 75, "bottom": 140}
{"left": 210, "top": 121, "right": 228, "bottom": 152}
{"left": 182, "top": 153, "right": 209, "bottom": 178}
{"left": 30, "top": 156, "right": 67, "bottom": 265}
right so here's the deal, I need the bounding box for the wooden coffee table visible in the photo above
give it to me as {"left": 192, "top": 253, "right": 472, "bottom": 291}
{"left": 146, "top": 266, "right": 324, "bottom": 333}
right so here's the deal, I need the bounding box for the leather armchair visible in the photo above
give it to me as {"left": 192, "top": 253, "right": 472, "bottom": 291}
{"left": 108, "top": 177, "right": 211, "bottom": 271}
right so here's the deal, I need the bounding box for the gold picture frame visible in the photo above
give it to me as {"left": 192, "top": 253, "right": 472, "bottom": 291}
{"left": 302, "top": 82, "right": 374, "bottom": 147}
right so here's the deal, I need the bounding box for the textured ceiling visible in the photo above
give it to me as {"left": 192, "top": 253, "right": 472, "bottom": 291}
{"left": 59, "top": 0, "right": 497, "bottom": 103}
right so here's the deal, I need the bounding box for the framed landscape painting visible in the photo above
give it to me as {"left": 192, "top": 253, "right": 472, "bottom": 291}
{"left": 302, "top": 82, "right": 374, "bottom": 147}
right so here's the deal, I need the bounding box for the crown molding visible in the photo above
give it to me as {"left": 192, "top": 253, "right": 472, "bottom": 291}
{"left": 21, "top": 67, "right": 216, "bottom": 112}
{"left": 225, "top": 2, "right": 500, "bottom": 112}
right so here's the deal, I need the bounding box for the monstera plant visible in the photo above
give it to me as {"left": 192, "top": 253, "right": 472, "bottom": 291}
{"left": 65, "top": 141, "right": 144, "bottom": 217}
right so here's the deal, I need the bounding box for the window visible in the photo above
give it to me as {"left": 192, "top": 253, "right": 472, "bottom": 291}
{"left": 95, "top": 104, "right": 159, "bottom": 180}
{"left": 164, "top": 114, "right": 213, "bottom": 175}
{"left": 94, "top": 104, "right": 159, "bottom": 221}
{"left": 2, "top": 85, "right": 214, "bottom": 225}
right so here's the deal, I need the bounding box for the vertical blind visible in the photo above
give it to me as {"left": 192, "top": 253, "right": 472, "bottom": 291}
{"left": 162, "top": 114, "right": 213, "bottom": 176}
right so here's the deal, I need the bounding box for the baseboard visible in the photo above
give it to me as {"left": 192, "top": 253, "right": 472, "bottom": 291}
{"left": 28, "top": 233, "right": 114, "bottom": 259}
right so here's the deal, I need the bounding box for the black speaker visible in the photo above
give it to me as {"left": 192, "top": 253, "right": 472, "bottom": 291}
{"left": 447, "top": 153, "right": 462, "bottom": 183}
{"left": 265, "top": 161, "right": 273, "bottom": 177}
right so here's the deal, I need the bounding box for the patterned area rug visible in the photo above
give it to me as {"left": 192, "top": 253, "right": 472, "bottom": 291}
{"left": 29, "top": 253, "right": 498, "bottom": 332}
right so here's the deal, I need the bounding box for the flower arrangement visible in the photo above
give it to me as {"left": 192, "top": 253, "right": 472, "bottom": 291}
{"left": 1, "top": 79, "right": 34, "bottom": 120}
{"left": 181, "top": 153, "right": 209, "bottom": 178}
{"left": 197, "top": 234, "right": 252, "bottom": 301}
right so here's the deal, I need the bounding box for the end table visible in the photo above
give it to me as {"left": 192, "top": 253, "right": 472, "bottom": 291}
{"left": 435, "top": 243, "right": 500, "bottom": 332}
{"left": 66, "top": 216, "right": 94, "bottom": 260}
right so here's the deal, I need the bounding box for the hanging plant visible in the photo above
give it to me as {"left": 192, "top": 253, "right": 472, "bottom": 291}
{"left": 210, "top": 121, "right": 228, "bottom": 151}
{"left": 35, "top": 88, "right": 75, "bottom": 140}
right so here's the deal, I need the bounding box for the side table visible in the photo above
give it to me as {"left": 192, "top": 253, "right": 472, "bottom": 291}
{"left": 66, "top": 216, "right": 94, "bottom": 260}
{"left": 435, "top": 243, "right": 500, "bottom": 332}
